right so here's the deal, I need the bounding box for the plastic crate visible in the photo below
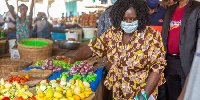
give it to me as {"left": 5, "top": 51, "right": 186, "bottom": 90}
{"left": 51, "top": 32, "right": 66, "bottom": 40}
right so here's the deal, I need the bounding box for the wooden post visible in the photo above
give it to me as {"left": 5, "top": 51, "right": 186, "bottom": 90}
{"left": 17, "top": 0, "right": 19, "bottom": 13}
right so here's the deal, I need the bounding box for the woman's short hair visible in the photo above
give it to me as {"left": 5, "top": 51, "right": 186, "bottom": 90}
{"left": 110, "top": 0, "right": 149, "bottom": 32}
{"left": 19, "top": 4, "right": 28, "bottom": 10}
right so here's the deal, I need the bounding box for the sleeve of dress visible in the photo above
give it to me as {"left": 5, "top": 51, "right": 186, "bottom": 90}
{"left": 88, "top": 27, "right": 112, "bottom": 58}
{"left": 147, "top": 30, "right": 167, "bottom": 74}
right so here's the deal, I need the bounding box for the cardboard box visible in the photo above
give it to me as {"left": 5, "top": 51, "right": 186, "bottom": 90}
{"left": 10, "top": 45, "right": 20, "bottom": 58}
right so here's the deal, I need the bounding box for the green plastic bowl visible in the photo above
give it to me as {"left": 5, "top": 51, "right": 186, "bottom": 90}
{"left": 20, "top": 40, "right": 49, "bottom": 46}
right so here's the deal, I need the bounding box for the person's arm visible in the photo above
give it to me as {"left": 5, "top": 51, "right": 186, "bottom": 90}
{"left": 72, "top": 27, "right": 111, "bottom": 63}
{"left": 29, "top": 0, "right": 34, "bottom": 28}
{"left": 145, "top": 72, "right": 161, "bottom": 98}
{"left": 33, "top": 23, "right": 37, "bottom": 33}
{"left": 144, "top": 31, "right": 166, "bottom": 99}
{"left": 5, "top": 0, "right": 16, "bottom": 19}
{"left": 72, "top": 46, "right": 93, "bottom": 62}
{"left": 9, "top": 18, "right": 16, "bottom": 24}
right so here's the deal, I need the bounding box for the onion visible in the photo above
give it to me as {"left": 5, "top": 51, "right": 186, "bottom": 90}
{"left": 53, "top": 68, "right": 57, "bottom": 73}
{"left": 42, "top": 65, "right": 46, "bottom": 70}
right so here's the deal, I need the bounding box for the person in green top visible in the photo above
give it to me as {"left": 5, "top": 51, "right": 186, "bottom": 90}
{"left": 5, "top": 0, "right": 34, "bottom": 41}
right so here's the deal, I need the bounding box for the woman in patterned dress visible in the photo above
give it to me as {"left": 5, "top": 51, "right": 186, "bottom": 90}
{"left": 71, "top": 0, "right": 166, "bottom": 100}
{"left": 5, "top": 0, "right": 34, "bottom": 41}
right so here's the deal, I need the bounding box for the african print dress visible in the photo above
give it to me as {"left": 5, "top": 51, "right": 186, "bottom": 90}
{"left": 16, "top": 15, "right": 30, "bottom": 41}
{"left": 88, "top": 26, "right": 166, "bottom": 100}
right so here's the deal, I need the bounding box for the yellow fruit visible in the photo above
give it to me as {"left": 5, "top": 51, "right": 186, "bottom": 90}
{"left": 83, "top": 90, "right": 93, "bottom": 97}
{"left": 21, "top": 94, "right": 29, "bottom": 99}
{"left": 83, "top": 82, "right": 90, "bottom": 89}
{"left": 38, "top": 98, "right": 46, "bottom": 100}
{"left": 24, "top": 91, "right": 33, "bottom": 97}
{"left": 53, "top": 98, "right": 59, "bottom": 100}
{"left": 23, "top": 85, "right": 29, "bottom": 89}
{"left": 74, "top": 86, "right": 81, "bottom": 95}
{"left": 73, "top": 95, "right": 81, "bottom": 100}
{"left": 16, "top": 84, "right": 21, "bottom": 90}
{"left": 37, "top": 91, "right": 45, "bottom": 98}
{"left": 78, "top": 93, "right": 86, "bottom": 99}
{"left": 66, "top": 89, "right": 73, "bottom": 97}
{"left": 0, "top": 85, "right": 5, "bottom": 89}
{"left": 84, "top": 90, "right": 93, "bottom": 94}
{"left": 84, "top": 88, "right": 91, "bottom": 91}
{"left": 46, "top": 88, "right": 54, "bottom": 98}
{"left": 60, "top": 97, "right": 68, "bottom": 100}
{"left": 69, "top": 79, "right": 75, "bottom": 84}
{"left": 85, "top": 94, "right": 90, "bottom": 98}
{"left": 54, "top": 91, "right": 63, "bottom": 98}
{"left": 45, "top": 97, "right": 53, "bottom": 100}
{"left": 61, "top": 76, "right": 67, "bottom": 82}
{"left": 56, "top": 86, "right": 64, "bottom": 92}
{"left": 68, "top": 97, "right": 75, "bottom": 100}
{"left": 0, "top": 95, "right": 4, "bottom": 99}
{"left": 78, "top": 81, "right": 84, "bottom": 93}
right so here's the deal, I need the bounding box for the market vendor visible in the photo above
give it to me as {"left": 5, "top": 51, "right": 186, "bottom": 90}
{"left": 33, "top": 12, "right": 52, "bottom": 39}
{"left": 5, "top": 0, "right": 34, "bottom": 41}
{"left": 70, "top": 0, "right": 166, "bottom": 99}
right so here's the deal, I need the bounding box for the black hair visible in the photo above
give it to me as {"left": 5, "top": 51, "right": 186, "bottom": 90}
{"left": 110, "top": 0, "right": 149, "bottom": 32}
{"left": 19, "top": 4, "right": 28, "bottom": 10}
{"left": 9, "top": 5, "right": 14, "bottom": 10}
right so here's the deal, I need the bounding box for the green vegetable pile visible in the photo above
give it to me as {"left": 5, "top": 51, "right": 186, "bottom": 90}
{"left": 83, "top": 73, "right": 97, "bottom": 82}
{"left": 35, "top": 60, "right": 45, "bottom": 66}
{"left": 52, "top": 59, "right": 73, "bottom": 70}
{"left": 35, "top": 59, "right": 77, "bottom": 70}
{"left": 57, "top": 72, "right": 69, "bottom": 80}
{"left": 73, "top": 73, "right": 85, "bottom": 80}
{"left": 72, "top": 73, "right": 97, "bottom": 82}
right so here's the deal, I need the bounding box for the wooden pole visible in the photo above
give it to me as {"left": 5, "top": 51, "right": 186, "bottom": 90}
{"left": 17, "top": 0, "right": 19, "bottom": 13}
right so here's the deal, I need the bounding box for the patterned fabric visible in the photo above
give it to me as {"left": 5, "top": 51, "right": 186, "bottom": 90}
{"left": 16, "top": 15, "right": 30, "bottom": 41}
{"left": 89, "top": 26, "right": 166, "bottom": 100}
{"left": 97, "top": 7, "right": 112, "bottom": 37}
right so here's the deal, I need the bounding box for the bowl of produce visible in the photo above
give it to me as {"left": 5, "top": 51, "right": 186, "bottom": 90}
{"left": 55, "top": 40, "right": 81, "bottom": 50}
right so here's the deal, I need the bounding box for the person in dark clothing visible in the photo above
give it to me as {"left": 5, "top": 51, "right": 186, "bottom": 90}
{"left": 162, "top": 0, "right": 200, "bottom": 100}
{"left": 146, "top": 0, "right": 166, "bottom": 32}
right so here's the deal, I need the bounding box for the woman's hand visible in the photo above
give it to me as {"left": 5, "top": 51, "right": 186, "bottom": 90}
{"left": 102, "top": 56, "right": 112, "bottom": 71}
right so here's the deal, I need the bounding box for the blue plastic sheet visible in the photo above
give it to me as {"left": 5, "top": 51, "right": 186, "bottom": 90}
{"left": 22, "top": 67, "right": 103, "bottom": 92}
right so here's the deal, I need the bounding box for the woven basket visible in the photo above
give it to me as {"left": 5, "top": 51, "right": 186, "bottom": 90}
{"left": 0, "top": 58, "right": 33, "bottom": 79}
{"left": 17, "top": 38, "right": 53, "bottom": 62}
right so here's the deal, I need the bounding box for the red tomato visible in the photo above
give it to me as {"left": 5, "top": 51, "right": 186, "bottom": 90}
{"left": 56, "top": 80, "right": 60, "bottom": 83}
{"left": 2, "top": 97, "right": 10, "bottom": 100}
{"left": 28, "top": 97, "right": 37, "bottom": 100}
{"left": 46, "top": 80, "right": 50, "bottom": 83}
{"left": 17, "top": 97, "right": 24, "bottom": 100}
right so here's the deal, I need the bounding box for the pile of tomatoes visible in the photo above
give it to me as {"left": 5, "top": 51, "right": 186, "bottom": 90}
{"left": 6, "top": 75, "right": 30, "bottom": 84}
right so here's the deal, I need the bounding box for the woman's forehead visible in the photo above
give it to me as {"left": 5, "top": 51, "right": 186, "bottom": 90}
{"left": 19, "top": 5, "right": 27, "bottom": 9}
{"left": 124, "top": 7, "right": 137, "bottom": 17}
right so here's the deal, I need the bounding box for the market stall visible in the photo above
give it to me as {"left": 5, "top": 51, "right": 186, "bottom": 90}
{"left": 0, "top": 39, "right": 107, "bottom": 100}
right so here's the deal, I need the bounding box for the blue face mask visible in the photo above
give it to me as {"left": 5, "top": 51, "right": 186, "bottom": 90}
{"left": 121, "top": 20, "right": 138, "bottom": 34}
{"left": 111, "top": 0, "right": 117, "bottom": 4}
